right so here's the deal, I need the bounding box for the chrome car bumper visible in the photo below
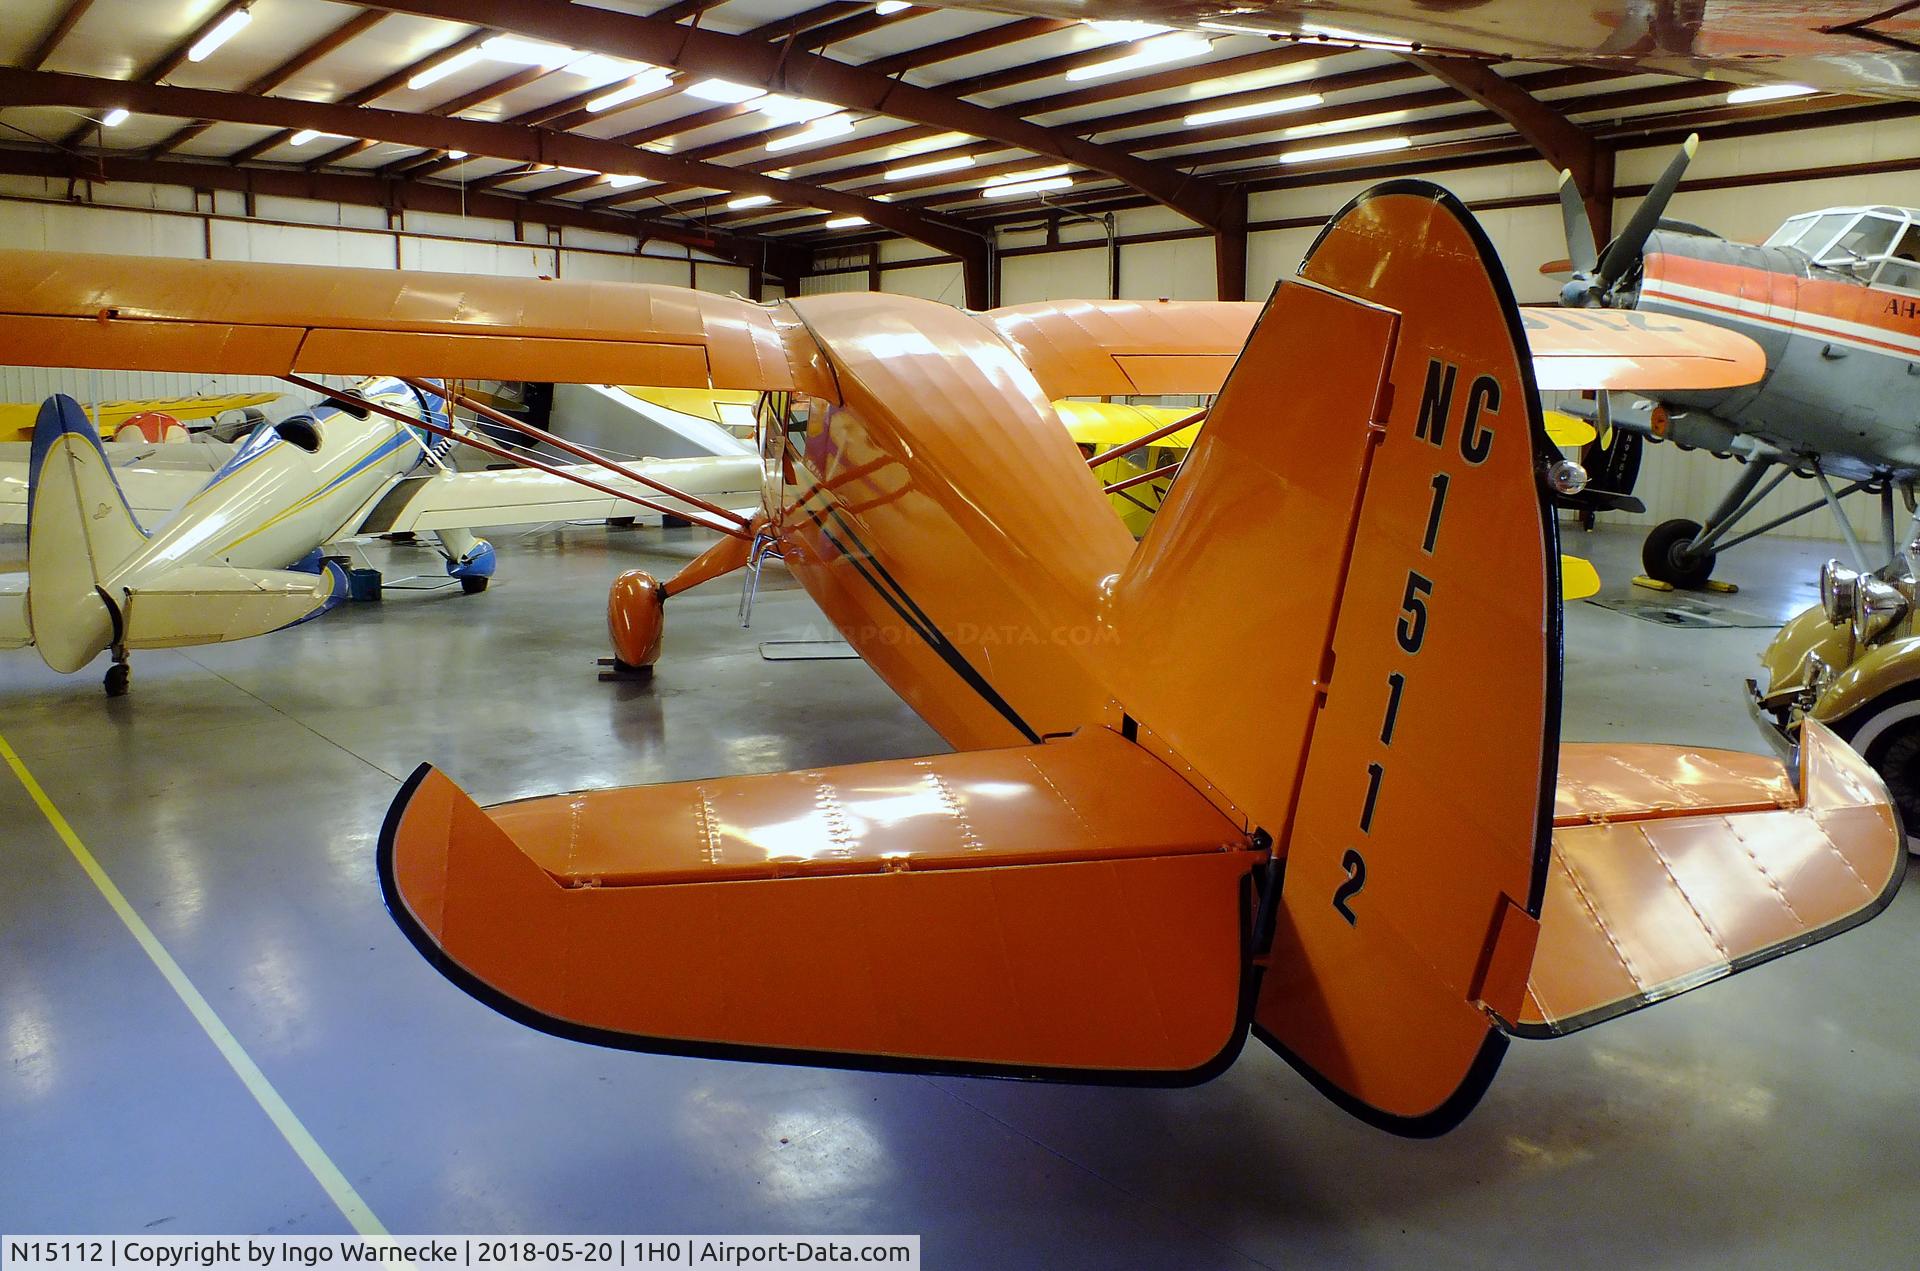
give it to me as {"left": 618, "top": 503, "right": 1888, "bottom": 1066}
{"left": 1746, "top": 676, "right": 1797, "bottom": 762}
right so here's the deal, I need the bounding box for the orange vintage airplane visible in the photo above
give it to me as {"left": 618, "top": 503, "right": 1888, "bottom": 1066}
{"left": 0, "top": 182, "right": 1901, "bottom": 1135}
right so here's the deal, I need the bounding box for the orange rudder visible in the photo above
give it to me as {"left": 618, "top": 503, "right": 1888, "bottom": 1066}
{"left": 1101, "top": 182, "right": 1563, "bottom": 1134}
{"left": 1254, "top": 184, "right": 1562, "bottom": 1134}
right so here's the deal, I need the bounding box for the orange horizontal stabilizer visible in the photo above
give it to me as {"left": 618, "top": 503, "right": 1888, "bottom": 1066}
{"left": 380, "top": 729, "right": 1264, "bottom": 1078}
{"left": 1519, "top": 721, "right": 1904, "bottom": 1036}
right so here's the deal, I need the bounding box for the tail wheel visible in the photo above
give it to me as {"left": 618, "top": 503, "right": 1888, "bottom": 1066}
{"left": 460, "top": 576, "right": 489, "bottom": 595}
{"left": 1642, "top": 517, "right": 1715, "bottom": 589}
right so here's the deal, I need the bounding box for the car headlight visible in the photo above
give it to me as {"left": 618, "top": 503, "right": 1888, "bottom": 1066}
{"left": 1851, "top": 575, "right": 1908, "bottom": 646}
{"left": 1821, "top": 559, "right": 1860, "bottom": 626}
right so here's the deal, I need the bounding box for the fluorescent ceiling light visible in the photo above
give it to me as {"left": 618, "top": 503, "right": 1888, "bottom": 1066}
{"left": 1198, "top": 20, "right": 1269, "bottom": 35}
{"left": 608, "top": 174, "right": 648, "bottom": 188}
{"left": 481, "top": 35, "right": 576, "bottom": 67}
{"left": 187, "top": 8, "right": 251, "bottom": 62}
{"left": 289, "top": 129, "right": 345, "bottom": 146}
{"left": 1084, "top": 19, "right": 1171, "bottom": 39}
{"left": 1281, "top": 135, "right": 1411, "bottom": 163}
{"left": 1065, "top": 33, "right": 1210, "bottom": 82}
{"left": 1727, "top": 82, "right": 1814, "bottom": 103}
{"left": 1184, "top": 92, "right": 1322, "bottom": 126}
{"left": 686, "top": 78, "right": 766, "bottom": 104}
{"left": 824, "top": 215, "right": 868, "bottom": 228}
{"left": 766, "top": 113, "right": 855, "bottom": 152}
{"left": 984, "top": 164, "right": 1070, "bottom": 185}
{"left": 101, "top": 107, "right": 129, "bottom": 127}
{"left": 587, "top": 69, "right": 673, "bottom": 112}
{"left": 409, "top": 47, "right": 482, "bottom": 90}
{"left": 984, "top": 176, "right": 1073, "bottom": 199}
{"left": 758, "top": 95, "right": 838, "bottom": 125}
{"left": 884, "top": 154, "right": 975, "bottom": 180}
{"left": 874, "top": 2, "right": 912, "bottom": 14}
{"left": 728, "top": 194, "right": 775, "bottom": 209}
{"left": 447, "top": 149, "right": 467, "bottom": 158}
{"left": 556, "top": 165, "right": 598, "bottom": 175}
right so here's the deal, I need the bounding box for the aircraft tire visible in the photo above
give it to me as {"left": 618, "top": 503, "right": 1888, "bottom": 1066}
{"left": 1642, "top": 518, "right": 1715, "bottom": 589}
{"left": 461, "top": 576, "right": 489, "bottom": 595}
{"left": 103, "top": 663, "right": 129, "bottom": 697}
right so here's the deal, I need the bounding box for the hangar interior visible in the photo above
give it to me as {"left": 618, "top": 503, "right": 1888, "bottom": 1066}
{"left": 0, "top": 2, "right": 1917, "bottom": 1266}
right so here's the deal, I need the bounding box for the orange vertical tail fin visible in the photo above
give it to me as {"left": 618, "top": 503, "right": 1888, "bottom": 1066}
{"left": 1104, "top": 183, "right": 1564, "bottom": 1134}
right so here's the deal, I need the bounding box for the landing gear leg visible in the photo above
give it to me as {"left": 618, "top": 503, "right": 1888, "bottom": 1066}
{"left": 1814, "top": 467, "right": 1872, "bottom": 573}
{"left": 1642, "top": 458, "right": 1778, "bottom": 588}
{"left": 1880, "top": 482, "right": 1898, "bottom": 565}
{"left": 737, "top": 529, "right": 781, "bottom": 629}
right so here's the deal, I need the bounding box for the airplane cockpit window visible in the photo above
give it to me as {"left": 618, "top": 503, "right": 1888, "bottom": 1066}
{"left": 1764, "top": 215, "right": 1817, "bottom": 249}
{"left": 1788, "top": 212, "right": 1858, "bottom": 260}
{"left": 1817, "top": 215, "right": 1901, "bottom": 271}
{"left": 273, "top": 416, "right": 323, "bottom": 453}
{"left": 1877, "top": 259, "right": 1920, "bottom": 295}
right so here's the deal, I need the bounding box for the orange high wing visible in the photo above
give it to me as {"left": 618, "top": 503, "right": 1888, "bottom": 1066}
{"left": 0, "top": 249, "right": 793, "bottom": 388}
{"left": 979, "top": 295, "right": 1763, "bottom": 399}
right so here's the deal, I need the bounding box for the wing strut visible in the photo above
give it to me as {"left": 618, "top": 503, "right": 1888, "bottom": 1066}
{"left": 1084, "top": 407, "right": 1208, "bottom": 469}
{"left": 281, "top": 374, "right": 753, "bottom": 540}
{"left": 401, "top": 376, "right": 752, "bottom": 531}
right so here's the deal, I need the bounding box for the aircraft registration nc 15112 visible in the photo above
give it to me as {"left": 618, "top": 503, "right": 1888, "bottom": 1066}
{"left": 1546, "top": 137, "right": 1920, "bottom": 588}
{"left": 0, "top": 183, "right": 1901, "bottom": 1135}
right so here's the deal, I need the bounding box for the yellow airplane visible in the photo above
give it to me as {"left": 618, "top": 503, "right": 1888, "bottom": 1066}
{"left": 0, "top": 390, "right": 279, "bottom": 442}
{"left": 1064, "top": 399, "right": 1603, "bottom": 598}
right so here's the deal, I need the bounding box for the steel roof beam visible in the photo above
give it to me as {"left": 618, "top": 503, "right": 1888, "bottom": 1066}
{"left": 354, "top": 0, "right": 1238, "bottom": 230}
{"left": 862, "top": 17, "right": 1071, "bottom": 76}
{"left": 1408, "top": 54, "right": 1613, "bottom": 246}
{"left": 225, "top": 27, "right": 492, "bottom": 165}
{"left": 0, "top": 145, "right": 784, "bottom": 265}
{"left": 149, "top": 11, "right": 389, "bottom": 158}
{"left": 609, "top": 44, "right": 1333, "bottom": 206}
{"left": 53, "top": 0, "right": 248, "bottom": 149}
{"left": 24, "top": 0, "right": 98, "bottom": 71}
{"left": 0, "top": 67, "right": 988, "bottom": 268}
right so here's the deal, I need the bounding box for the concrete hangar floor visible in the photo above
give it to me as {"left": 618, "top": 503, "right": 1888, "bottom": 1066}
{"left": 0, "top": 518, "right": 1914, "bottom": 1268}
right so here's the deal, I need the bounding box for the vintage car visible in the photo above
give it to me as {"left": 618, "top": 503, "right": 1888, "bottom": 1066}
{"left": 1752, "top": 558, "right": 1920, "bottom": 849}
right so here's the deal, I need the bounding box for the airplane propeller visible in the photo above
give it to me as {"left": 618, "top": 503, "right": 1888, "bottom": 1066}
{"left": 1558, "top": 133, "right": 1697, "bottom": 308}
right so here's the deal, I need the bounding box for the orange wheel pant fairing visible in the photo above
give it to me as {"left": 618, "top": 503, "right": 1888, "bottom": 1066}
{"left": 381, "top": 729, "right": 1263, "bottom": 1077}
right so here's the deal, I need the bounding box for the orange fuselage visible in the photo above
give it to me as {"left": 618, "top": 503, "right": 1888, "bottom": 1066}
{"left": 768, "top": 293, "right": 1136, "bottom": 750}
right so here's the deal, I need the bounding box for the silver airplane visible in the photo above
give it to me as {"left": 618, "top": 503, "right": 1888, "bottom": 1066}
{"left": 1550, "top": 138, "right": 1920, "bottom": 588}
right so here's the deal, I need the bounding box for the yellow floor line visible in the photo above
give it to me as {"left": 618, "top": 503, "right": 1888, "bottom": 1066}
{"left": 0, "top": 730, "right": 391, "bottom": 1237}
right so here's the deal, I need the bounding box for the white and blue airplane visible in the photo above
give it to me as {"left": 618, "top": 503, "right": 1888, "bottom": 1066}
{"left": 0, "top": 376, "right": 758, "bottom": 695}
